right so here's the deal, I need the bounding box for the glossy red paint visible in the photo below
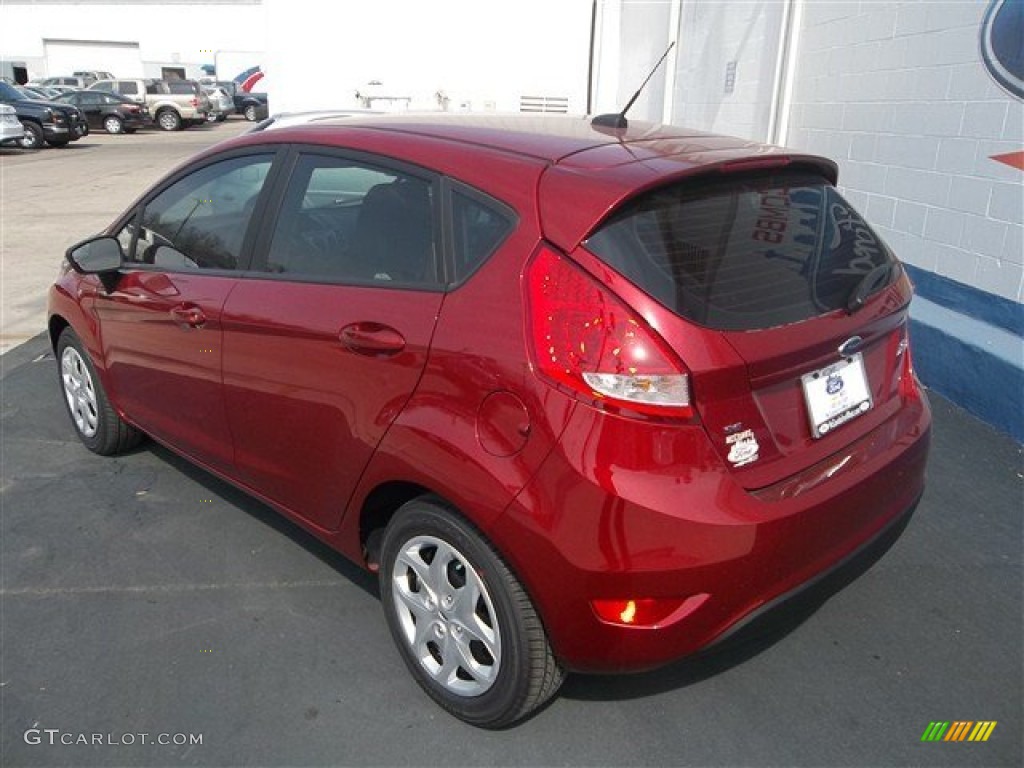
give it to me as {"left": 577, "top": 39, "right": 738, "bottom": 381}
{"left": 48, "top": 114, "right": 930, "bottom": 676}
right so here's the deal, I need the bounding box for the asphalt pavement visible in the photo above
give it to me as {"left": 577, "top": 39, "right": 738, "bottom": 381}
{"left": 1, "top": 119, "right": 1021, "bottom": 768}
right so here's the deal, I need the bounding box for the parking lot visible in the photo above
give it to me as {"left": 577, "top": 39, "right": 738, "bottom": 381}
{"left": 1, "top": 122, "right": 1022, "bottom": 767}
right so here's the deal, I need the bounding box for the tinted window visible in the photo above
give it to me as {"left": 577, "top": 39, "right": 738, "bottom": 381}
{"left": 118, "top": 82, "right": 139, "bottom": 96}
{"left": 263, "top": 155, "right": 437, "bottom": 285}
{"left": 79, "top": 92, "right": 102, "bottom": 105}
{"left": 584, "top": 171, "right": 897, "bottom": 331}
{"left": 451, "top": 190, "right": 514, "bottom": 280}
{"left": 166, "top": 81, "right": 198, "bottom": 96}
{"left": 131, "top": 155, "right": 273, "bottom": 271}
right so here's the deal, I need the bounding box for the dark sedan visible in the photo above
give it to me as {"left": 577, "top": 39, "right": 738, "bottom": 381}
{"left": 56, "top": 90, "right": 150, "bottom": 135}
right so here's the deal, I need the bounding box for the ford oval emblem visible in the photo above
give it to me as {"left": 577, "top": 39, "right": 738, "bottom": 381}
{"left": 838, "top": 336, "right": 863, "bottom": 357}
{"left": 981, "top": 0, "right": 1024, "bottom": 99}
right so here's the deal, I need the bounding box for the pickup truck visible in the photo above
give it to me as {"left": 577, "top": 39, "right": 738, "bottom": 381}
{"left": 218, "top": 80, "right": 269, "bottom": 121}
{"left": 88, "top": 78, "right": 209, "bottom": 131}
{"left": 0, "top": 81, "right": 89, "bottom": 148}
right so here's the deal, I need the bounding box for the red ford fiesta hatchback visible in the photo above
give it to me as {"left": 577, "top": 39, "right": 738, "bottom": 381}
{"left": 48, "top": 114, "right": 930, "bottom": 727}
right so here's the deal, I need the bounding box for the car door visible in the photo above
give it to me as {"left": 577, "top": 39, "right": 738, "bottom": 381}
{"left": 220, "top": 149, "right": 445, "bottom": 530}
{"left": 75, "top": 92, "right": 102, "bottom": 128}
{"left": 96, "top": 150, "right": 280, "bottom": 472}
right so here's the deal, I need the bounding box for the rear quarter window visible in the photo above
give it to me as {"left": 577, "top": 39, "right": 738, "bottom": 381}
{"left": 450, "top": 188, "right": 515, "bottom": 282}
{"left": 584, "top": 171, "right": 896, "bottom": 331}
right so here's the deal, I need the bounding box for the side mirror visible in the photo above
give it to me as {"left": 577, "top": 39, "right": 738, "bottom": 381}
{"left": 66, "top": 236, "right": 124, "bottom": 292}
{"left": 66, "top": 236, "right": 124, "bottom": 274}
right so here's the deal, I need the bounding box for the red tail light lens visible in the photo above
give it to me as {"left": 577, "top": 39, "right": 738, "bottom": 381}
{"left": 897, "top": 325, "right": 920, "bottom": 399}
{"left": 190, "top": 97, "right": 198, "bottom": 107}
{"left": 525, "top": 244, "right": 693, "bottom": 418}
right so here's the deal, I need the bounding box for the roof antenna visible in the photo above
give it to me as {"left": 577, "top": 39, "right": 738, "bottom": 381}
{"left": 592, "top": 41, "right": 676, "bottom": 130}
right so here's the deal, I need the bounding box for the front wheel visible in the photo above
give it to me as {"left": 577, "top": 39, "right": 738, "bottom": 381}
{"left": 57, "top": 329, "right": 143, "bottom": 455}
{"left": 380, "top": 499, "right": 564, "bottom": 728}
{"left": 156, "top": 109, "right": 181, "bottom": 131}
{"left": 19, "top": 121, "right": 43, "bottom": 149}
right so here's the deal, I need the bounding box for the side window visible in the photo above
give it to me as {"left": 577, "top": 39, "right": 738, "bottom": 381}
{"left": 79, "top": 92, "right": 101, "bottom": 105}
{"left": 120, "top": 82, "right": 138, "bottom": 96}
{"left": 264, "top": 154, "right": 438, "bottom": 286}
{"left": 128, "top": 154, "right": 273, "bottom": 271}
{"left": 451, "top": 189, "right": 515, "bottom": 281}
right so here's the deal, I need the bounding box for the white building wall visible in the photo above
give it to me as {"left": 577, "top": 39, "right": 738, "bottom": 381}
{"left": 0, "top": 1, "right": 266, "bottom": 83}
{"left": 670, "top": 0, "right": 786, "bottom": 140}
{"left": 593, "top": 0, "right": 788, "bottom": 140}
{"left": 786, "top": 0, "right": 1023, "bottom": 303}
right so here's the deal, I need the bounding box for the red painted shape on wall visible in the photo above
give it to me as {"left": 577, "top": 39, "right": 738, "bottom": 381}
{"left": 991, "top": 150, "right": 1024, "bottom": 171}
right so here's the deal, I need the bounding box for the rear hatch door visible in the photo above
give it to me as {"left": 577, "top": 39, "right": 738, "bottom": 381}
{"left": 577, "top": 167, "right": 912, "bottom": 489}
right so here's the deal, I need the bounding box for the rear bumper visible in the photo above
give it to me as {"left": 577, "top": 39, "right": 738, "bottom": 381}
{"left": 491, "top": 389, "right": 930, "bottom": 672}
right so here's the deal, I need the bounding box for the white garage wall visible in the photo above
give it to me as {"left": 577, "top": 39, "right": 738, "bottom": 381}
{"left": 1, "top": 1, "right": 266, "bottom": 82}
{"left": 44, "top": 40, "right": 144, "bottom": 78}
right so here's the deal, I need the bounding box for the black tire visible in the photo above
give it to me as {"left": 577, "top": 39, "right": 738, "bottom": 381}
{"left": 56, "top": 328, "right": 143, "bottom": 456}
{"left": 216, "top": 114, "right": 227, "bottom": 122}
{"left": 380, "top": 498, "right": 564, "bottom": 728}
{"left": 18, "top": 121, "right": 43, "bottom": 150}
{"left": 103, "top": 115, "right": 124, "bottom": 134}
{"left": 156, "top": 108, "right": 181, "bottom": 131}
{"left": 46, "top": 139, "right": 70, "bottom": 148}
{"left": 243, "top": 104, "right": 258, "bottom": 122}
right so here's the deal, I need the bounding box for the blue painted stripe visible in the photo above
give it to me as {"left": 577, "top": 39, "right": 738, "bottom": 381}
{"left": 904, "top": 264, "right": 1023, "bottom": 337}
{"left": 910, "top": 296, "right": 1023, "bottom": 442}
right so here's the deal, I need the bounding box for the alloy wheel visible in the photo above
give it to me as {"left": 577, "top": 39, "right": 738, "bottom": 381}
{"left": 61, "top": 346, "right": 99, "bottom": 437}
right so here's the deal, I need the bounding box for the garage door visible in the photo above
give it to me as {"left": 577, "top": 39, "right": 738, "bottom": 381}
{"left": 44, "top": 39, "right": 143, "bottom": 78}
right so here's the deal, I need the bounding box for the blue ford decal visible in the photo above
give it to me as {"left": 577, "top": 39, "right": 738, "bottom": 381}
{"left": 826, "top": 374, "right": 844, "bottom": 395}
{"left": 981, "top": 0, "right": 1024, "bottom": 100}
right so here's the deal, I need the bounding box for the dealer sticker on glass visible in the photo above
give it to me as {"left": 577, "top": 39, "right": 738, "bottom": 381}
{"left": 801, "top": 354, "right": 873, "bottom": 439}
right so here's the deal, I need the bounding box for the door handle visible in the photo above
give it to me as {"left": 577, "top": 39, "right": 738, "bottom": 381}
{"left": 339, "top": 322, "right": 406, "bottom": 356}
{"left": 170, "top": 304, "right": 206, "bottom": 329}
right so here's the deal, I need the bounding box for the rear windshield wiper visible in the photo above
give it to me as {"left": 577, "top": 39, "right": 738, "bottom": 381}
{"left": 846, "top": 262, "right": 897, "bottom": 314}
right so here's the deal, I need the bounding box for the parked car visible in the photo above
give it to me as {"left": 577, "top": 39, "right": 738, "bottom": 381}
{"left": 48, "top": 114, "right": 930, "bottom": 728}
{"left": 247, "top": 108, "right": 381, "bottom": 132}
{"left": 55, "top": 90, "right": 149, "bottom": 134}
{"left": 202, "top": 85, "right": 233, "bottom": 122}
{"left": 74, "top": 70, "right": 115, "bottom": 84}
{"left": 218, "top": 79, "right": 268, "bottom": 121}
{"left": 0, "top": 81, "right": 88, "bottom": 148}
{"left": 87, "top": 78, "right": 208, "bottom": 131}
{"left": 22, "top": 85, "right": 63, "bottom": 100}
{"left": 32, "top": 76, "right": 92, "bottom": 89}
{"left": 0, "top": 103, "right": 25, "bottom": 146}
{"left": 164, "top": 79, "right": 212, "bottom": 124}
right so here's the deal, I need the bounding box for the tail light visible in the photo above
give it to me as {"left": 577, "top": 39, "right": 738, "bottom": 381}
{"left": 897, "top": 325, "right": 920, "bottom": 399}
{"left": 525, "top": 244, "right": 693, "bottom": 419}
{"left": 190, "top": 97, "right": 198, "bottom": 107}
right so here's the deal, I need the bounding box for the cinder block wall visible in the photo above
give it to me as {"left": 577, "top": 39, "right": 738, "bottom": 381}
{"left": 786, "top": 0, "right": 1023, "bottom": 440}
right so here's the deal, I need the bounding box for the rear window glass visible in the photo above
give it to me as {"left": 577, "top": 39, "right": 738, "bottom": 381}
{"left": 585, "top": 171, "right": 896, "bottom": 331}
